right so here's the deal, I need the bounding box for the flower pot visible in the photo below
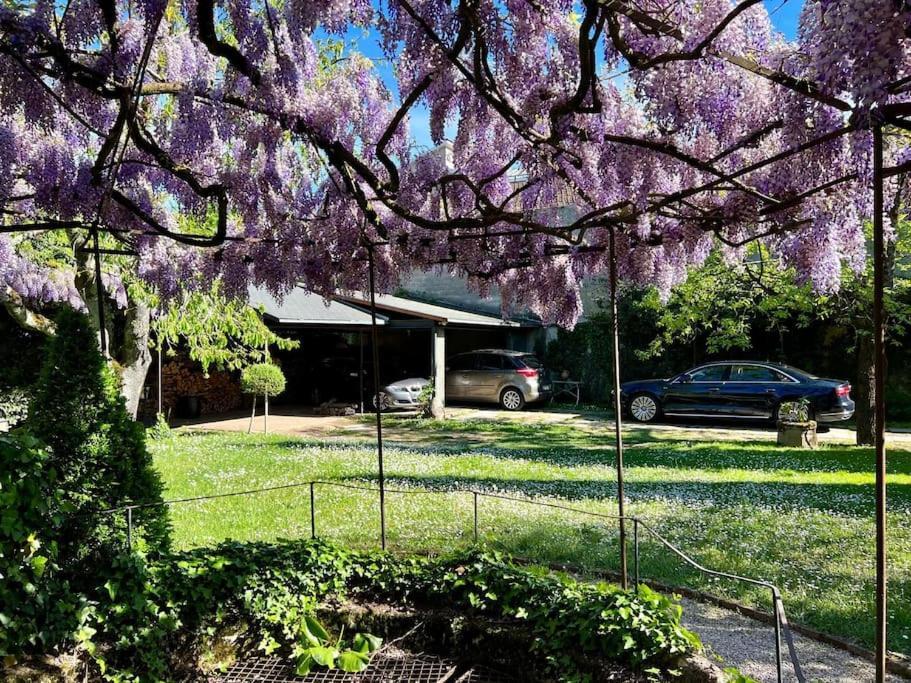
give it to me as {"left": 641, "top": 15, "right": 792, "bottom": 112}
{"left": 777, "top": 420, "right": 817, "bottom": 448}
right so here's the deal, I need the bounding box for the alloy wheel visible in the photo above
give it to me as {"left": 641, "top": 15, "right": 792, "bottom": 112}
{"left": 501, "top": 389, "right": 523, "bottom": 411}
{"left": 373, "top": 392, "right": 390, "bottom": 411}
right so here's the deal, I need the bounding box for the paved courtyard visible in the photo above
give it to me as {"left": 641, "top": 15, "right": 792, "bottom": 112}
{"left": 175, "top": 404, "right": 911, "bottom": 449}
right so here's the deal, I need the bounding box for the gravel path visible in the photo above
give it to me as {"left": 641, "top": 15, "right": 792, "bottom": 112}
{"left": 681, "top": 597, "right": 907, "bottom": 682}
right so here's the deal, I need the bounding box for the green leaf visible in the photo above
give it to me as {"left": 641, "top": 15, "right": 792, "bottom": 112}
{"left": 29, "top": 555, "right": 48, "bottom": 578}
{"left": 306, "top": 645, "right": 339, "bottom": 668}
{"left": 302, "top": 615, "right": 331, "bottom": 645}
{"left": 353, "top": 632, "right": 382, "bottom": 653}
{"left": 294, "top": 654, "right": 313, "bottom": 676}
{"left": 337, "top": 649, "right": 369, "bottom": 672}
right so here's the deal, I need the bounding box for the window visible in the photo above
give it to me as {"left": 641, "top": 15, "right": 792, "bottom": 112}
{"left": 518, "top": 354, "right": 543, "bottom": 369}
{"left": 689, "top": 365, "right": 728, "bottom": 382}
{"left": 448, "top": 354, "right": 476, "bottom": 371}
{"left": 477, "top": 354, "right": 505, "bottom": 371}
{"left": 729, "top": 365, "right": 781, "bottom": 382}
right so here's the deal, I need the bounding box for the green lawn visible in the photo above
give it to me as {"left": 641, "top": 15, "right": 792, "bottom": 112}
{"left": 151, "top": 419, "right": 911, "bottom": 655}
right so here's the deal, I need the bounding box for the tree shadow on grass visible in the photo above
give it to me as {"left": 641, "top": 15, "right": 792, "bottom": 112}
{"left": 180, "top": 430, "right": 911, "bottom": 477}
{"left": 339, "top": 473, "right": 911, "bottom": 517}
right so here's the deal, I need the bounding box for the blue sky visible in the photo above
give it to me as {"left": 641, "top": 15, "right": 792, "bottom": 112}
{"left": 766, "top": 0, "right": 802, "bottom": 39}
{"left": 343, "top": 1, "right": 805, "bottom": 148}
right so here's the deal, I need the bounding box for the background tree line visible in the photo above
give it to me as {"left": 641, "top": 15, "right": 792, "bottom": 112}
{"left": 546, "top": 222, "right": 911, "bottom": 446}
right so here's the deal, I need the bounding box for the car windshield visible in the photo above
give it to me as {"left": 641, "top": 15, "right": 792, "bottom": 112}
{"left": 518, "top": 354, "right": 543, "bottom": 369}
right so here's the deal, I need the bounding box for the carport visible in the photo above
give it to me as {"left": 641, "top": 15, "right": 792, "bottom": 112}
{"left": 249, "top": 286, "right": 542, "bottom": 412}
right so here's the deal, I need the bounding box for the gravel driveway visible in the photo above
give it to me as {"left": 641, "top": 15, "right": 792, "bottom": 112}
{"left": 682, "top": 598, "right": 908, "bottom": 682}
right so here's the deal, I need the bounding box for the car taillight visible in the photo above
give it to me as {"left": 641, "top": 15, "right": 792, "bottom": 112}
{"left": 835, "top": 384, "right": 851, "bottom": 397}
{"left": 516, "top": 368, "right": 538, "bottom": 378}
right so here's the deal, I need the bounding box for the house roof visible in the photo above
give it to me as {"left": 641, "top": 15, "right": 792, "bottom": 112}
{"left": 337, "top": 293, "right": 522, "bottom": 327}
{"left": 249, "top": 286, "right": 388, "bottom": 326}
{"left": 249, "top": 286, "right": 528, "bottom": 328}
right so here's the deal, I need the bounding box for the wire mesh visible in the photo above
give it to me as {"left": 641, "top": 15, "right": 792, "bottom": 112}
{"left": 212, "top": 652, "right": 514, "bottom": 682}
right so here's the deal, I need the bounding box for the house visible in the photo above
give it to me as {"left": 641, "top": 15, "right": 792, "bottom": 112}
{"left": 249, "top": 285, "right": 547, "bottom": 414}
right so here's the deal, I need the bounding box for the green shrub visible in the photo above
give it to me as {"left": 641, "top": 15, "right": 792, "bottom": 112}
{"left": 146, "top": 413, "right": 172, "bottom": 441}
{"left": 240, "top": 363, "right": 286, "bottom": 398}
{"left": 0, "top": 386, "right": 31, "bottom": 429}
{"left": 417, "top": 379, "right": 435, "bottom": 417}
{"left": 27, "top": 309, "right": 170, "bottom": 577}
{"left": 355, "top": 548, "right": 701, "bottom": 670}
{"left": 0, "top": 433, "right": 87, "bottom": 656}
{"left": 76, "top": 539, "right": 698, "bottom": 681}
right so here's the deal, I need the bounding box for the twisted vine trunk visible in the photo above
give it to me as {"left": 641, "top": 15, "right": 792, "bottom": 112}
{"left": 119, "top": 301, "right": 153, "bottom": 417}
{"left": 70, "top": 246, "right": 153, "bottom": 418}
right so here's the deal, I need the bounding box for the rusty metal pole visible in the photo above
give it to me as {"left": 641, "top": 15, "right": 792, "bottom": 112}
{"left": 157, "top": 334, "right": 163, "bottom": 416}
{"left": 91, "top": 226, "right": 108, "bottom": 357}
{"left": 872, "top": 123, "right": 888, "bottom": 683}
{"left": 608, "top": 227, "right": 629, "bottom": 589}
{"left": 367, "top": 245, "right": 387, "bottom": 550}
{"left": 359, "top": 331, "right": 365, "bottom": 414}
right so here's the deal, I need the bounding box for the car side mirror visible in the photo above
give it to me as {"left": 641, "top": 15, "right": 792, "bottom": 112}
{"left": 678, "top": 373, "right": 693, "bottom": 383}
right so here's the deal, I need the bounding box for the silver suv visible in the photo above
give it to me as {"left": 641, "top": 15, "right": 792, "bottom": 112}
{"left": 445, "top": 350, "right": 551, "bottom": 410}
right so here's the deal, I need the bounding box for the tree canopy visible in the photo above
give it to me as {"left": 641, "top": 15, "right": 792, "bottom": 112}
{"left": 0, "top": 0, "right": 908, "bottom": 328}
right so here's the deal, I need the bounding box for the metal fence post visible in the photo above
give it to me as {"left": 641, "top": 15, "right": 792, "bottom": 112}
{"left": 773, "top": 588, "right": 783, "bottom": 683}
{"left": 126, "top": 506, "right": 133, "bottom": 552}
{"left": 472, "top": 492, "right": 479, "bottom": 543}
{"left": 309, "top": 482, "right": 316, "bottom": 539}
{"left": 633, "top": 518, "right": 640, "bottom": 588}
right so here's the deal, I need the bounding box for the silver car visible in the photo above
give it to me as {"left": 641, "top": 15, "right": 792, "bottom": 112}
{"left": 374, "top": 377, "right": 431, "bottom": 411}
{"left": 445, "top": 350, "right": 551, "bottom": 411}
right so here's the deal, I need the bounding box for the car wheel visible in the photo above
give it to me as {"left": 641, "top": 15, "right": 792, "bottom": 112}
{"left": 372, "top": 392, "right": 390, "bottom": 412}
{"left": 629, "top": 393, "right": 660, "bottom": 423}
{"left": 500, "top": 387, "right": 525, "bottom": 411}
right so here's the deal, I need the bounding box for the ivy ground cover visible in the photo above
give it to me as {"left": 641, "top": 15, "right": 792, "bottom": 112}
{"left": 151, "top": 421, "right": 911, "bottom": 655}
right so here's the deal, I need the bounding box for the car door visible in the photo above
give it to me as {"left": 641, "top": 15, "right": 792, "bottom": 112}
{"left": 722, "top": 364, "right": 792, "bottom": 418}
{"left": 445, "top": 353, "right": 478, "bottom": 400}
{"left": 662, "top": 364, "right": 730, "bottom": 416}
{"left": 475, "top": 353, "right": 507, "bottom": 403}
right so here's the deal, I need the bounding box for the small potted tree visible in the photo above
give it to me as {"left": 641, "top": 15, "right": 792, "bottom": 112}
{"left": 241, "top": 363, "right": 287, "bottom": 433}
{"left": 776, "top": 398, "right": 817, "bottom": 448}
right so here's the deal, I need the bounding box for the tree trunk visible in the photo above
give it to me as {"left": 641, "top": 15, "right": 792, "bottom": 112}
{"left": 856, "top": 333, "right": 876, "bottom": 446}
{"left": 120, "top": 301, "right": 153, "bottom": 418}
{"left": 74, "top": 245, "right": 111, "bottom": 352}
{"left": 74, "top": 244, "right": 153, "bottom": 418}
{"left": 248, "top": 395, "right": 256, "bottom": 434}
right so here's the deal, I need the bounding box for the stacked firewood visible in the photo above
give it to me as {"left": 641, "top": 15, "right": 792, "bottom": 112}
{"left": 139, "top": 359, "right": 242, "bottom": 419}
{"left": 314, "top": 400, "right": 357, "bottom": 416}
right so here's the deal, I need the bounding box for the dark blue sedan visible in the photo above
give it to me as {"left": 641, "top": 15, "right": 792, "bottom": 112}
{"left": 620, "top": 361, "right": 854, "bottom": 424}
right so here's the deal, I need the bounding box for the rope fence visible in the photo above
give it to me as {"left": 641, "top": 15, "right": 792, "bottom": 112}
{"left": 92, "top": 478, "right": 804, "bottom": 682}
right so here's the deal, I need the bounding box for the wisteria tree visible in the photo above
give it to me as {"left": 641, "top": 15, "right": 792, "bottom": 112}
{"left": 1, "top": 0, "right": 910, "bottom": 676}
{"left": 2, "top": 0, "right": 909, "bottom": 422}
{"left": 0, "top": 0, "right": 907, "bottom": 313}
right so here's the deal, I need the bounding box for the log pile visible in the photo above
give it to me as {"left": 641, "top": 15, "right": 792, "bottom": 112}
{"left": 314, "top": 400, "right": 357, "bottom": 416}
{"left": 138, "top": 358, "right": 242, "bottom": 420}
